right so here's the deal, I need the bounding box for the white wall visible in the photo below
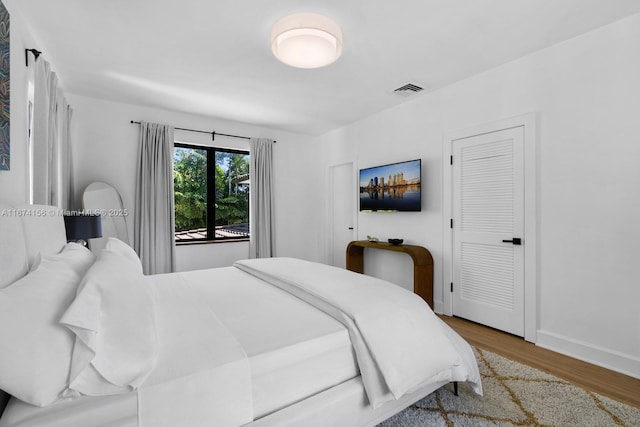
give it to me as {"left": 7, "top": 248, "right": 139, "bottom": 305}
{"left": 321, "top": 102, "right": 446, "bottom": 294}
{"left": 1, "top": 0, "right": 328, "bottom": 270}
{"left": 69, "top": 94, "right": 324, "bottom": 271}
{"left": 317, "top": 14, "right": 640, "bottom": 377}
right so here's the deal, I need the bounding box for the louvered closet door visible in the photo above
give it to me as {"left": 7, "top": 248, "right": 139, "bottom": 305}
{"left": 452, "top": 127, "right": 524, "bottom": 336}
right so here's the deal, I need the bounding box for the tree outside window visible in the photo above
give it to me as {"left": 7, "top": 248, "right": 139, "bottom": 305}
{"left": 173, "top": 144, "right": 250, "bottom": 242}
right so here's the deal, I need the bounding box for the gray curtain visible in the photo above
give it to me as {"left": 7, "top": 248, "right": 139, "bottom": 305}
{"left": 134, "top": 122, "right": 175, "bottom": 274}
{"left": 32, "top": 58, "right": 73, "bottom": 208}
{"left": 249, "top": 138, "right": 275, "bottom": 258}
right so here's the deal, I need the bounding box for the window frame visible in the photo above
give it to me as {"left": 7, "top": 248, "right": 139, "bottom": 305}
{"left": 174, "top": 142, "right": 250, "bottom": 244}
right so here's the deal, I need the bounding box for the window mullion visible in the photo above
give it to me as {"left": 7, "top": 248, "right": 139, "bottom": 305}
{"left": 207, "top": 149, "right": 216, "bottom": 240}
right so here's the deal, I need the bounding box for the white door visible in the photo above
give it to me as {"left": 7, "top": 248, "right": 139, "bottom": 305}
{"left": 329, "top": 163, "right": 355, "bottom": 268}
{"left": 452, "top": 127, "right": 525, "bottom": 336}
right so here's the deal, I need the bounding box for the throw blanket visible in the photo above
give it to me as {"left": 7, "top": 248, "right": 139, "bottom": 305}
{"left": 234, "top": 257, "right": 481, "bottom": 408}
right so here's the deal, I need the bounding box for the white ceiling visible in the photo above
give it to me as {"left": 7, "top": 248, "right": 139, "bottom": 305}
{"left": 12, "top": 0, "right": 640, "bottom": 135}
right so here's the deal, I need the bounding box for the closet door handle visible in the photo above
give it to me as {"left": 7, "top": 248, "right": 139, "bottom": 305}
{"left": 502, "top": 238, "right": 522, "bottom": 245}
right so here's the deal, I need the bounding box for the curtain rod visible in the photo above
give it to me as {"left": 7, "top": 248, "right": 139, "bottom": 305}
{"left": 130, "top": 121, "right": 275, "bottom": 143}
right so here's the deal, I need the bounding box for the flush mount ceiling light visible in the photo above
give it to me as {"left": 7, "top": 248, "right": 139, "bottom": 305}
{"left": 271, "top": 13, "right": 343, "bottom": 69}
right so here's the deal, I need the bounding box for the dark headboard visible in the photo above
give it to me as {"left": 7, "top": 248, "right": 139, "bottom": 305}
{"left": 0, "top": 390, "right": 9, "bottom": 418}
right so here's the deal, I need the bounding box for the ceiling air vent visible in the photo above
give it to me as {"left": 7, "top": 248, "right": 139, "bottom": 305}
{"left": 393, "top": 83, "right": 424, "bottom": 97}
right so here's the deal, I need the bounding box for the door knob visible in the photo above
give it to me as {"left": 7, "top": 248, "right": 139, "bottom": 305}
{"left": 502, "top": 238, "right": 522, "bottom": 245}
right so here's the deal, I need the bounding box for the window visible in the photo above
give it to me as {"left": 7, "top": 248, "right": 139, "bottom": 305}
{"left": 173, "top": 143, "right": 250, "bottom": 242}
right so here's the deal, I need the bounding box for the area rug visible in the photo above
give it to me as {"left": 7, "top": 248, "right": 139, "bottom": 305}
{"left": 378, "top": 348, "right": 640, "bottom": 427}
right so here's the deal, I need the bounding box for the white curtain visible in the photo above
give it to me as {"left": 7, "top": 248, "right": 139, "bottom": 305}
{"left": 134, "top": 122, "right": 175, "bottom": 274}
{"left": 32, "top": 59, "right": 74, "bottom": 209}
{"left": 58, "top": 96, "right": 75, "bottom": 209}
{"left": 249, "top": 138, "right": 275, "bottom": 258}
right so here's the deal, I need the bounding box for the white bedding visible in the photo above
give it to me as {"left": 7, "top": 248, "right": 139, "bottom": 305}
{"left": 0, "top": 265, "right": 359, "bottom": 426}
{"left": 137, "top": 273, "right": 252, "bottom": 427}
{"left": 235, "top": 258, "right": 482, "bottom": 408}
{"left": 0, "top": 255, "right": 481, "bottom": 427}
{"left": 163, "top": 267, "right": 359, "bottom": 418}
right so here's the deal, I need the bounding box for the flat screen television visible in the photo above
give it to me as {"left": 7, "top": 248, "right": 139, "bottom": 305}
{"left": 359, "top": 159, "right": 421, "bottom": 212}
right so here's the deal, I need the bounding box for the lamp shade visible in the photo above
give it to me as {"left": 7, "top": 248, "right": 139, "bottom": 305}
{"left": 64, "top": 214, "right": 103, "bottom": 241}
{"left": 271, "top": 13, "right": 343, "bottom": 69}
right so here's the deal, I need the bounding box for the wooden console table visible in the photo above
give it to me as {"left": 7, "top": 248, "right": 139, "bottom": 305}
{"left": 346, "top": 240, "right": 434, "bottom": 308}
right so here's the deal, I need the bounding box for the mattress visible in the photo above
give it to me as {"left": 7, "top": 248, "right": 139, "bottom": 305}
{"left": 0, "top": 267, "right": 358, "bottom": 426}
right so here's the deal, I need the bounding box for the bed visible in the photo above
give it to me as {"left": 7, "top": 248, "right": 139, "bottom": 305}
{"left": 0, "top": 204, "right": 482, "bottom": 427}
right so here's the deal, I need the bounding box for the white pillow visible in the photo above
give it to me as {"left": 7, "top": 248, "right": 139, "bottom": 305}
{"left": 62, "top": 238, "right": 157, "bottom": 397}
{"left": 31, "top": 242, "right": 97, "bottom": 273}
{"left": 104, "top": 237, "right": 143, "bottom": 274}
{"left": 0, "top": 205, "right": 28, "bottom": 289}
{"left": 17, "top": 204, "right": 67, "bottom": 270}
{"left": 0, "top": 244, "right": 95, "bottom": 407}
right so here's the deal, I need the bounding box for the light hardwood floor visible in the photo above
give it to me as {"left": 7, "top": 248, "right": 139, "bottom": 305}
{"left": 440, "top": 315, "right": 640, "bottom": 409}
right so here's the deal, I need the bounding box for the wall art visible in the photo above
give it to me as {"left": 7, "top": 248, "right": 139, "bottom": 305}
{"left": 0, "top": 0, "right": 9, "bottom": 171}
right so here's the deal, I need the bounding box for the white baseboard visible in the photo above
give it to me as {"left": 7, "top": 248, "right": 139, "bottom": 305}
{"left": 536, "top": 330, "right": 640, "bottom": 379}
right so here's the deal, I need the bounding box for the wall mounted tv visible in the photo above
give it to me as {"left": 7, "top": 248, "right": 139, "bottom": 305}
{"left": 359, "top": 159, "right": 421, "bottom": 212}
